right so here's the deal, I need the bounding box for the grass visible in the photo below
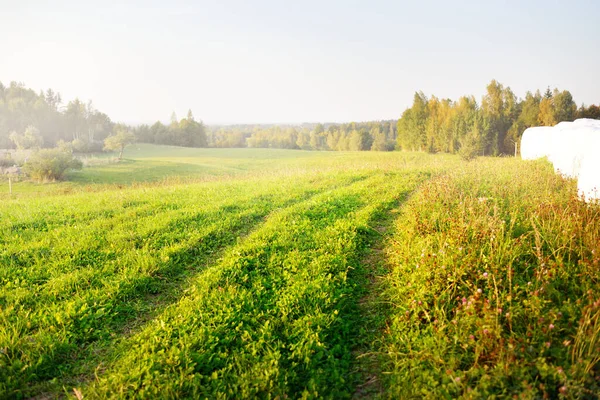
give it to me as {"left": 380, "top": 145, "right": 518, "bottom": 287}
{"left": 0, "top": 146, "right": 598, "bottom": 398}
{"left": 1, "top": 144, "right": 436, "bottom": 197}
{"left": 377, "top": 159, "right": 600, "bottom": 398}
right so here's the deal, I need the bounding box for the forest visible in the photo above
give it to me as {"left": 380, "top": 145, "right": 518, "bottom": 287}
{"left": 0, "top": 81, "right": 206, "bottom": 151}
{"left": 396, "top": 80, "right": 600, "bottom": 156}
{"left": 1, "top": 79, "right": 599, "bottom": 154}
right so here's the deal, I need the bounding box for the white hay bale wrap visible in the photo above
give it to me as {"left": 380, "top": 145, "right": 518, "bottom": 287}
{"left": 521, "top": 119, "right": 600, "bottom": 202}
{"left": 550, "top": 126, "right": 593, "bottom": 179}
{"left": 520, "top": 126, "right": 556, "bottom": 160}
{"left": 577, "top": 132, "right": 600, "bottom": 202}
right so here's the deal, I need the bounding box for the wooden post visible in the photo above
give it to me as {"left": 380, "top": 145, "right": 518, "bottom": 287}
{"left": 8, "top": 176, "right": 12, "bottom": 195}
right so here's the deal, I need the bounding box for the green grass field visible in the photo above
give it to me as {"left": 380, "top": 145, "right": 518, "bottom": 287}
{"left": 1, "top": 146, "right": 598, "bottom": 399}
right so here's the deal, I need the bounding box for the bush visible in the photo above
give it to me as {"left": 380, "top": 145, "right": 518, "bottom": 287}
{"left": 71, "top": 138, "right": 88, "bottom": 153}
{"left": 72, "top": 138, "right": 105, "bottom": 153}
{"left": 23, "top": 148, "right": 83, "bottom": 182}
{"left": 0, "top": 153, "right": 15, "bottom": 168}
{"left": 88, "top": 140, "right": 105, "bottom": 153}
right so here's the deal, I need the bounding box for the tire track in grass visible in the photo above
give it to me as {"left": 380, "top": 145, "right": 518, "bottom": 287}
{"left": 23, "top": 207, "right": 272, "bottom": 399}
{"left": 349, "top": 190, "right": 423, "bottom": 399}
{"left": 1, "top": 185, "right": 259, "bottom": 289}
{"left": 82, "top": 177, "right": 382, "bottom": 397}
{"left": 79, "top": 170, "right": 429, "bottom": 399}
{"left": 13, "top": 173, "right": 373, "bottom": 399}
{"left": 4, "top": 203, "right": 270, "bottom": 399}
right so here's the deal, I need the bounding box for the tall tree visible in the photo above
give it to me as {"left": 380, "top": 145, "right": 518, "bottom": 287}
{"left": 481, "top": 80, "right": 516, "bottom": 155}
{"left": 552, "top": 89, "right": 576, "bottom": 122}
{"left": 64, "top": 99, "right": 88, "bottom": 141}
{"left": 538, "top": 97, "right": 556, "bottom": 126}
{"left": 296, "top": 130, "right": 311, "bottom": 150}
{"left": 397, "top": 92, "right": 428, "bottom": 151}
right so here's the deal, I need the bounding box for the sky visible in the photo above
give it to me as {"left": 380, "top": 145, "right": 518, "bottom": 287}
{"left": 1, "top": 0, "right": 599, "bottom": 125}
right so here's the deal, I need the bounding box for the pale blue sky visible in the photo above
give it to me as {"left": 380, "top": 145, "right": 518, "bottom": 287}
{"left": 1, "top": 0, "right": 599, "bottom": 124}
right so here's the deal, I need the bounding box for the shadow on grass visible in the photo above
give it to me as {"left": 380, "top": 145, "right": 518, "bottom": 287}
{"left": 66, "top": 159, "right": 228, "bottom": 186}
{"left": 19, "top": 175, "right": 374, "bottom": 398}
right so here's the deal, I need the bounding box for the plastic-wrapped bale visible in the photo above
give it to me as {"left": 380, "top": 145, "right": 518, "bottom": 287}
{"left": 555, "top": 121, "right": 574, "bottom": 129}
{"left": 573, "top": 118, "right": 600, "bottom": 128}
{"left": 578, "top": 153, "right": 600, "bottom": 202}
{"left": 545, "top": 125, "right": 568, "bottom": 170}
{"left": 521, "top": 119, "right": 600, "bottom": 202}
{"left": 550, "top": 126, "right": 597, "bottom": 178}
{"left": 520, "top": 126, "right": 556, "bottom": 160}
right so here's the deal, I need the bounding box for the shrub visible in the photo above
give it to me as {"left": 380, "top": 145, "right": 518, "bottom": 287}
{"left": 0, "top": 153, "right": 15, "bottom": 168}
{"left": 71, "top": 138, "right": 88, "bottom": 153}
{"left": 88, "top": 140, "right": 105, "bottom": 153}
{"left": 72, "top": 138, "right": 105, "bottom": 153}
{"left": 23, "top": 148, "right": 83, "bottom": 182}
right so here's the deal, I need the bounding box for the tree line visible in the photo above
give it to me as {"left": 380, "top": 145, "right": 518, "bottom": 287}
{"left": 207, "top": 121, "right": 396, "bottom": 151}
{"left": 133, "top": 110, "right": 207, "bottom": 148}
{"left": 0, "top": 81, "right": 112, "bottom": 151}
{"left": 397, "top": 80, "right": 600, "bottom": 156}
{"left": 203, "top": 81, "right": 599, "bottom": 154}
{"left": 2, "top": 79, "right": 599, "bottom": 155}
{"left": 0, "top": 81, "right": 208, "bottom": 152}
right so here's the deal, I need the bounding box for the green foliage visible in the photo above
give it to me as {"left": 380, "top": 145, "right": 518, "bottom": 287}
{"left": 104, "top": 127, "right": 136, "bottom": 160}
{"left": 207, "top": 121, "right": 396, "bottom": 152}
{"left": 64, "top": 99, "right": 113, "bottom": 143}
{"left": 72, "top": 137, "right": 104, "bottom": 153}
{"left": 210, "top": 128, "right": 249, "bottom": 148}
{"left": 458, "top": 126, "right": 483, "bottom": 161}
{"left": 9, "top": 125, "right": 43, "bottom": 150}
{"left": 397, "top": 92, "right": 429, "bottom": 151}
{"left": 349, "top": 130, "right": 373, "bottom": 151}
{"left": 247, "top": 126, "right": 299, "bottom": 149}
{"left": 1, "top": 80, "right": 598, "bottom": 155}
{"left": 0, "top": 81, "right": 113, "bottom": 148}
{"left": 396, "top": 81, "right": 592, "bottom": 156}
{"left": 370, "top": 127, "right": 395, "bottom": 151}
{"left": 22, "top": 147, "right": 83, "bottom": 182}
{"left": 539, "top": 96, "right": 557, "bottom": 126}
{"left": 134, "top": 112, "right": 208, "bottom": 148}
{"left": 481, "top": 79, "right": 518, "bottom": 155}
{"left": 552, "top": 89, "right": 577, "bottom": 123}
{"left": 0, "top": 152, "right": 15, "bottom": 168}
{"left": 577, "top": 104, "right": 600, "bottom": 120}
{"left": 174, "top": 113, "right": 208, "bottom": 147}
{"left": 296, "top": 130, "right": 312, "bottom": 150}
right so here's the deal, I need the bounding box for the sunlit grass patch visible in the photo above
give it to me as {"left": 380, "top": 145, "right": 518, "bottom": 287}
{"left": 1, "top": 150, "right": 597, "bottom": 398}
{"left": 380, "top": 158, "right": 600, "bottom": 398}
